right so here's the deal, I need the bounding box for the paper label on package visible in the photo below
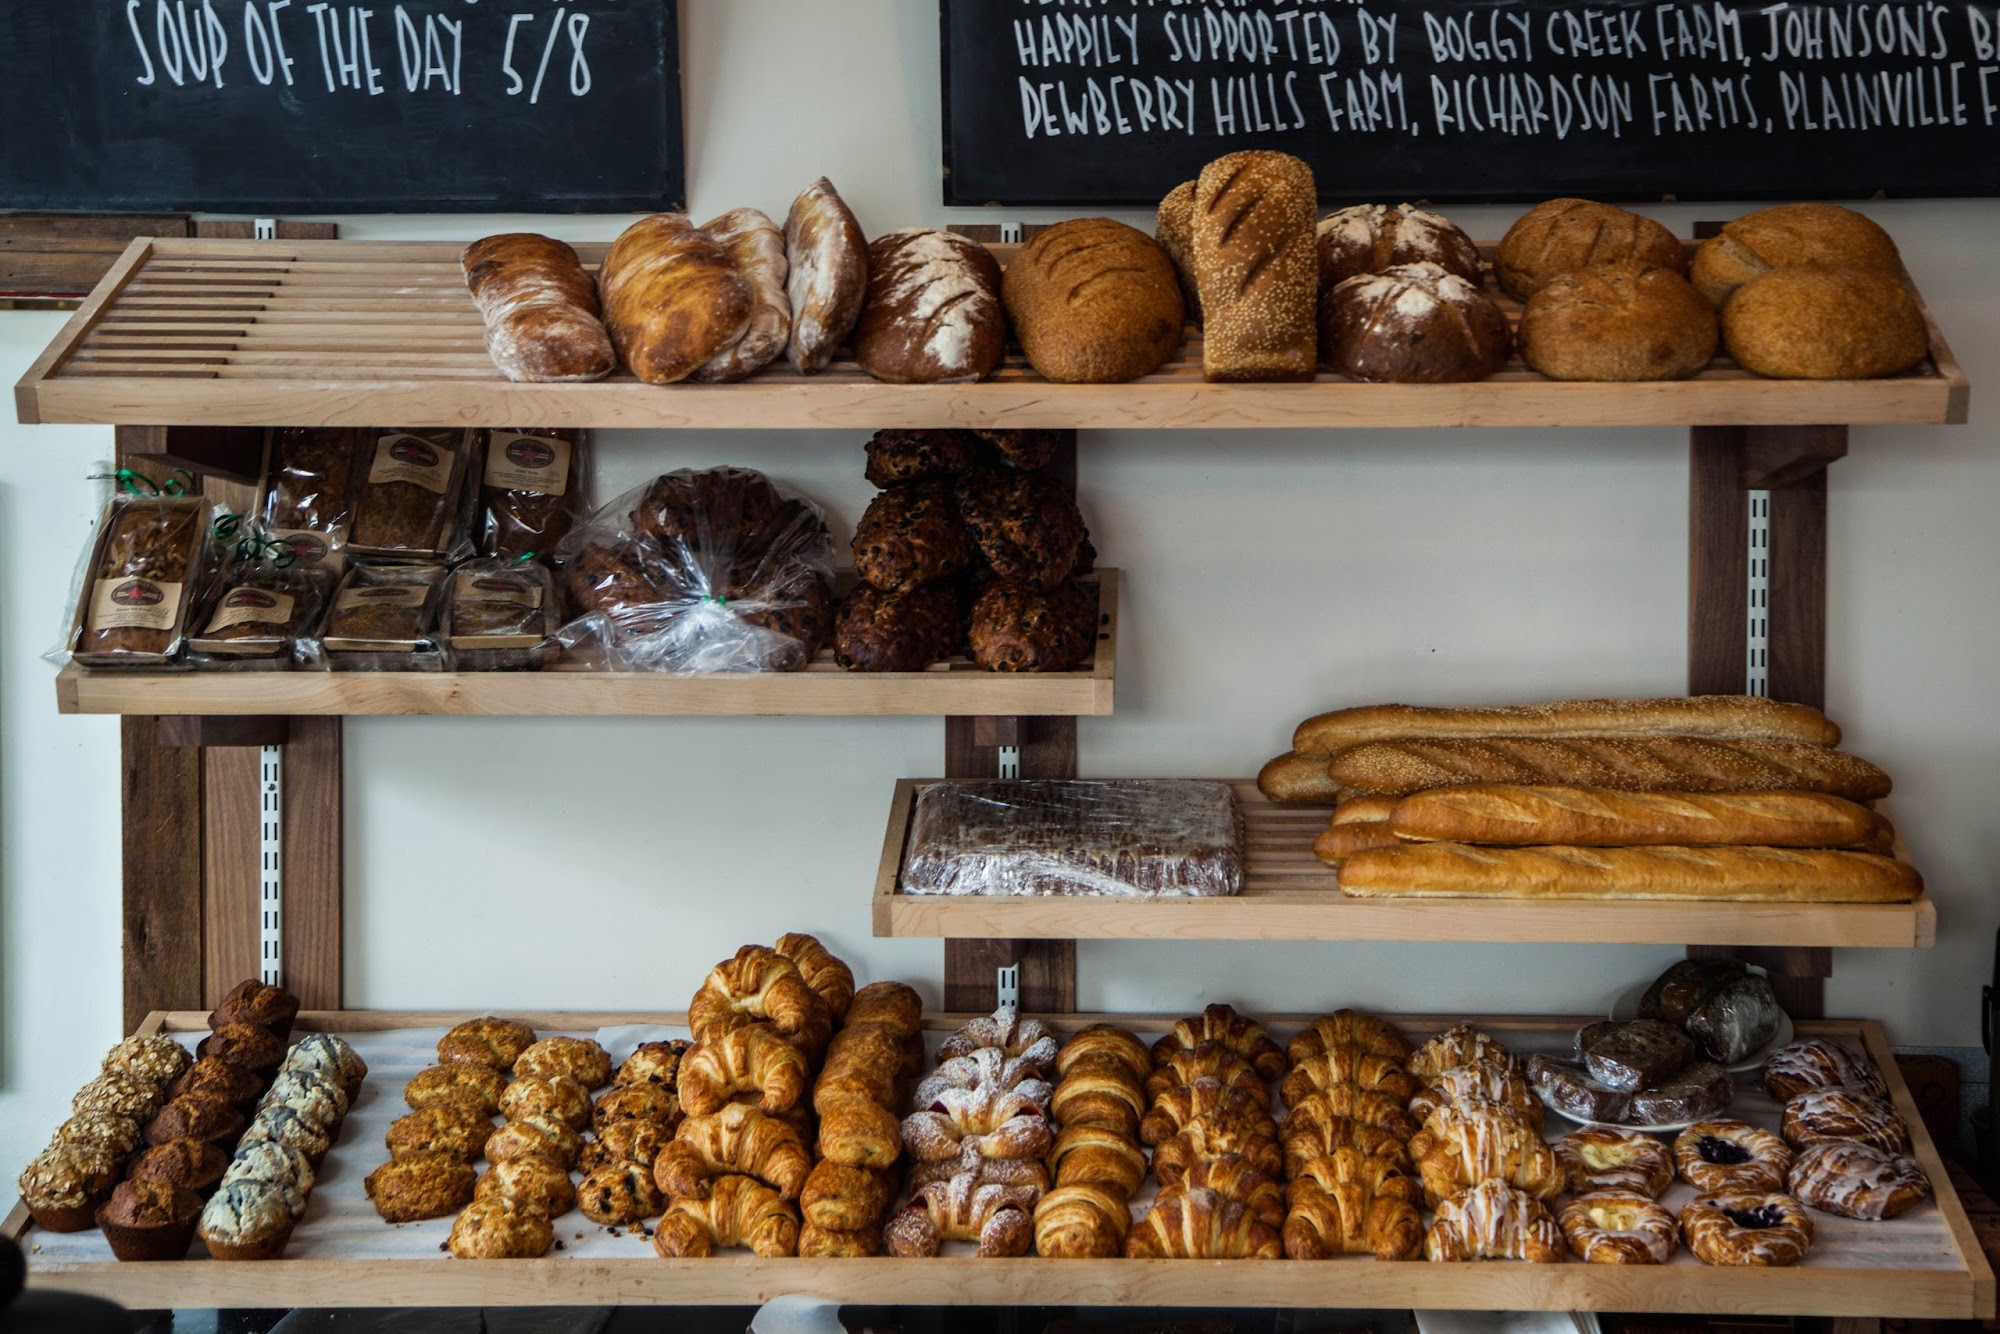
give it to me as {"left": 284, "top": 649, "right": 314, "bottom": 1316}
{"left": 334, "top": 585, "right": 428, "bottom": 613}
{"left": 204, "top": 588, "right": 297, "bottom": 634}
{"left": 266, "top": 525, "right": 346, "bottom": 573}
{"left": 367, "top": 433, "right": 455, "bottom": 495}
{"left": 89, "top": 577, "right": 183, "bottom": 631}
{"left": 454, "top": 570, "right": 545, "bottom": 609}
{"left": 483, "top": 433, "right": 571, "bottom": 496}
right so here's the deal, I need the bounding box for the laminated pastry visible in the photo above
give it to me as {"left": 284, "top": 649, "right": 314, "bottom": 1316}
{"left": 1279, "top": 1119, "right": 1412, "bottom": 1181}
{"left": 1680, "top": 1190, "right": 1814, "bottom": 1266}
{"left": 461, "top": 233, "right": 615, "bottom": 383}
{"left": 448, "top": 1197, "right": 555, "bottom": 1259}
{"left": 834, "top": 581, "right": 962, "bottom": 673}
{"left": 1049, "top": 1124, "right": 1148, "bottom": 1194}
{"left": 1288, "top": 1011, "right": 1413, "bottom": 1065}
{"left": 968, "top": 578, "right": 1096, "bottom": 673}
{"left": 1495, "top": 198, "right": 1686, "bottom": 300}
{"left": 1423, "top": 1180, "right": 1566, "bottom": 1262}
{"left": 1558, "top": 1191, "right": 1679, "bottom": 1264}
{"left": 917, "top": 1047, "right": 1054, "bottom": 1110}
{"left": 256, "top": 427, "right": 363, "bottom": 571}
{"left": 954, "top": 468, "right": 1087, "bottom": 591}
{"left": 1059, "top": 1023, "right": 1153, "bottom": 1082}
{"left": 1123, "top": 1186, "right": 1282, "bottom": 1259}
{"left": 1323, "top": 736, "right": 1888, "bottom": 798}
{"left": 481, "top": 428, "right": 587, "bottom": 560}
{"left": 799, "top": 1161, "right": 896, "bottom": 1232}
{"left": 1034, "top": 1182, "right": 1132, "bottom": 1259}
{"left": 1297, "top": 695, "right": 1841, "bottom": 755}
{"left": 1556, "top": 1127, "right": 1674, "bottom": 1197}
{"left": 1409, "top": 1103, "right": 1564, "bottom": 1207}
{"left": 1675, "top": 1120, "right": 1792, "bottom": 1194}
{"left": 598, "top": 213, "right": 753, "bottom": 385}
{"left": 438, "top": 1017, "right": 539, "bottom": 1073}
{"left": 1722, "top": 265, "right": 1929, "bottom": 379}
{"left": 1339, "top": 843, "right": 1920, "bottom": 904}
{"left": 348, "top": 429, "right": 475, "bottom": 558}
{"left": 1140, "top": 1080, "right": 1275, "bottom": 1148}
{"left": 1526, "top": 1054, "right": 1632, "bottom": 1124}
{"left": 1001, "top": 217, "right": 1184, "bottom": 383}
{"left": 1192, "top": 150, "right": 1319, "bottom": 382}
{"left": 1781, "top": 1088, "right": 1910, "bottom": 1154}
{"left": 1629, "top": 1063, "right": 1733, "bottom": 1126}
{"left": 1147, "top": 1043, "right": 1269, "bottom": 1111}
{"left": 364, "top": 1151, "right": 477, "bottom": 1223}
{"left": 1282, "top": 1086, "right": 1416, "bottom": 1143}
{"left": 1279, "top": 1047, "right": 1421, "bottom": 1109}
{"left": 656, "top": 1103, "right": 814, "bottom": 1201}
{"left": 1389, "top": 786, "right": 1885, "bottom": 850}
{"left": 1168, "top": 1154, "right": 1284, "bottom": 1228}
{"left": 1281, "top": 1175, "right": 1425, "bottom": 1262}
{"left": 784, "top": 177, "right": 869, "bottom": 374}
{"left": 1691, "top": 203, "right": 1902, "bottom": 306}
{"left": 1317, "top": 204, "right": 1483, "bottom": 288}
{"left": 1153, "top": 1114, "right": 1285, "bottom": 1187}
{"left": 1519, "top": 262, "right": 1718, "bottom": 381}
{"left": 74, "top": 498, "right": 204, "bottom": 664}
{"left": 885, "top": 1174, "right": 1038, "bottom": 1258}
{"left": 774, "top": 933, "right": 854, "bottom": 1022}
{"left": 853, "top": 228, "right": 1005, "bottom": 384}
{"left": 1763, "top": 1038, "right": 1888, "bottom": 1102}
{"left": 1257, "top": 751, "right": 1344, "bottom": 805}
{"left": 688, "top": 945, "right": 830, "bottom": 1051}
{"left": 1787, "top": 1140, "right": 1931, "bottom": 1220}
{"left": 852, "top": 480, "right": 975, "bottom": 593}
{"left": 694, "top": 208, "right": 791, "bottom": 383}
{"left": 901, "top": 780, "right": 1244, "bottom": 899}
{"left": 1410, "top": 1061, "right": 1542, "bottom": 1129}
{"left": 678, "top": 1025, "right": 811, "bottom": 1116}
{"left": 1155, "top": 180, "right": 1203, "bottom": 322}
{"left": 797, "top": 1223, "right": 881, "bottom": 1257}
{"left": 1409, "top": 1025, "right": 1518, "bottom": 1081}
{"left": 1319, "top": 262, "right": 1511, "bottom": 383}
{"left": 1577, "top": 1020, "right": 1694, "bottom": 1093}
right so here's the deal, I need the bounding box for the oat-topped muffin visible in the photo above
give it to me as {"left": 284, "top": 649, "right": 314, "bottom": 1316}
{"left": 208, "top": 980, "right": 301, "bottom": 1038}
{"left": 103, "top": 1035, "right": 194, "bottom": 1088}
{"left": 475, "top": 1155, "right": 576, "bottom": 1218}
{"left": 578, "top": 1118, "right": 676, "bottom": 1176}
{"left": 260, "top": 1068, "right": 350, "bottom": 1129}
{"left": 386, "top": 1105, "right": 494, "bottom": 1164}
{"left": 221, "top": 1137, "right": 316, "bottom": 1198}
{"left": 448, "top": 1197, "right": 554, "bottom": 1259}
{"left": 127, "top": 1138, "right": 230, "bottom": 1196}
{"left": 437, "top": 1017, "right": 538, "bottom": 1072}
{"left": 364, "top": 1151, "right": 476, "bottom": 1223}
{"left": 18, "top": 1142, "right": 121, "bottom": 1231}
{"left": 485, "top": 1116, "right": 581, "bottom": 1169}
{"left": 173, "top": 1056, "right": 264, "bottom": 1107}
{"left": 240, "top": 1104, "right": 331, "bottom": 1165}
{"left": 404, "top": 1062, "right": 507, "bottom": 1117}
{"left": 514, "top": 1036, "right": 613, "bottom": 1090}
{"left": 198, "top": 1179, "right": 299, "bottom": 1260}
{"left": 97, "top": 1178, "right": 202, "bottom": 1261}
{"left": 145, "top": 1093, "right": 248, "bottom": 1147}
{"left": 500, "top": 1074, "right": 592, "bottom": 1131}
{"left": 73, "top": 1071, "right": 168, "bottom": 1121}
{"left": 615, "top": 1040, "right": 690, "bottom": 1090}
{"left": 55, "top": 1110, "right": 146, "bottom": 1159}
{"left": 198, "top": 1023, "right": 287, "bottom": 1074}
{"left": 283, "top": 1033, "right": 368, "bottom": 1097}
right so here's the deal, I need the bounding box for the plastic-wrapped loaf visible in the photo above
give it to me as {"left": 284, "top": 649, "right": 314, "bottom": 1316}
{"left": 67, "top": 495, "right": 209, "bottom": 666}
{"left": 901, "top": 780, "right": 1245, "bottom": 899}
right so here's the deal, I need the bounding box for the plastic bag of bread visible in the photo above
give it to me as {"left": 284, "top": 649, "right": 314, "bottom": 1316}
{"left": 255, "top": 427, "right": 366, "bottom": 574}
{"left": 61, "top": 490, "right": 209, "bottom": 667}
{"left": 184, "top": 541, "right": 331, "bottom": 671}
{"left": 901, "top": 780, "right": 1246, "bottom": 898}
{"left": 320, "top": 563, "right": 450, "bottom": 671}
{"left": 479, "top": 428, "right": 591, "bottom": 561}
{"left": 443, "top": 558, "right": 559, "bottom": 671}
{"left": 347, "top": 429, "right": 480, "bottom": 560}
{"left": 552, "top": 467, "right": 835, "bottom": 673}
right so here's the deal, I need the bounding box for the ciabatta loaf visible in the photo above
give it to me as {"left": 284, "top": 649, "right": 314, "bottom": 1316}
{"left": 1294, "top": 696, "right": 1839, "bottom": 755}
{"left": 1326, "top": 737, "right": 1890, "bottom": 801}
{"left": 598, "top": 215, "right": 752, "bottom": 385}
{"left": 1389, "top": 785, "right": 1885, "bottom": 849}
{"left": 462, "top": 234, "right": 614, "bottom": 383}
{"left": 1338, "top": 842, "right": 1920, "bottom": 903}
{"left": 694, "top": 208, "right": 790, "bottom": 383}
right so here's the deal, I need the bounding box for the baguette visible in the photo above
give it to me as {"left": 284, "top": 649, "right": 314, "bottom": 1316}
{"left": 1332, "top": 795, "right": 1400, "bottom": 826}
{"left": 1326, "top": 737, "right": 1890, "bottom": 802}
{"left": 1313, "top": 821, "right": 1397, "bottom": 865}
{"left": 1337, "top": 843, "right": 1920, "bottom": 904}
{"left": 1295, "top": 696, "right": 1839, "bottom": 755}
{"left": 1390, "top": 785, "right": 1886, "bottom": 849}
{"left": 461, "top": 234, "right": 615, "bottom": 383}
{"left": 1257, "top": 752, "right": 1341, "bottom": 805}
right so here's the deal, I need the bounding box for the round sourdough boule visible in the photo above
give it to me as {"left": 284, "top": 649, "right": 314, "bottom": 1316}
{"left": 1692, "top": 203, "right": 1901, "bottom": 306}
{"left": 1497, "top": 198, "right": 1686, "bottom": 300}
{"left": 1722, "top": 265, "right": 1928, "bottom": 379}
{"left": 1002, "top": 217, "right": 1185, "bottom": 383}
{"left": 1519, "top": 262, "right": 1717, "bottom": 381}
{"left": 1319, "top": 261, "right": 1511, "bottom": 383}
{"left": 1317, "top": 204, "right": 1483, "bottom": 289}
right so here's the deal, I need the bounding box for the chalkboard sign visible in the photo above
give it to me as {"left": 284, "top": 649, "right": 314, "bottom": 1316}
{"left": 942, "top": 0, "right": 2000, "bottom": 205}
{"left": 1, "top": 0, "right": 682, "bottom": 213}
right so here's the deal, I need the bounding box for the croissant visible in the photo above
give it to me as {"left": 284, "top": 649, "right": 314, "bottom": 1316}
{"left": 678, "top": 1024, "right": 810, "bottom": 1116}
{"left": 814, "top": 1094, "right": 902, "bottom": 1170}
{"left": 800, "top": 1160, "right": 896, "bottom": 1232}
{"left": 1423, "top": 1179, "right": 1566, "bottom": 1262}
{"left": 1034, "top": 1183, "right": 1131, "bottom": 1258}
{"left": 653, "top": 1173, "right": 800, "bottom": 1258}
{"left": 654, "top": 1102, "right": 812, "bottom": 1201}
{"left": 1048, "top": 1123, "right": 1148, "bottom": 1196}
{"left": 913, "top": 1048, "right": 1053, "bottom": 1111}
{"left": 1287, "top": 1011, "right": 1414, "bottom": 1066}
{"left": 1152, "top": 1114, "right": 1284, "bottom": 1187}
{"left": 688, "top": 945, "right": 828, "bottom": 1049}
{"left": 797, "top": 1222, "right": 881, "bottom": 1257}
{"left": 1282, "top": 1177, "right": 1425, "bottom": 1261}
{"left": 1055, "top": 1024, "right": 1150, "bottom": 1083}
{"left": 774, "top": 932, "right": 854, "bottom": 1021}
{"left": 1285, "top": 1146, "right": 1426, "bottom": 1210}
{"left": 1409, "top": 1025, "right": 1518, "bottom": 1081}
{"left": 883, "top": 1174, "right": 1038, "bottom": 1258}
{"left": 1281, "top": 1086, "right": 1418, "bottom": 1142}
{"left": 1123, "top": 1186, "right": 1282, "bottom": 1259}
{"left": 1166, "top": 1152, "right": 1283, "bottom": 1228}
{"left": 1150, "top": 1004, "right": 1287, "bottom": 1080}
{"left": 1280, "top": 1050, "right": 1420, "bottom": 1110}
{"left": 1049, "top": 1063, "right": 1146, "bottom": 1137}
{"left": 1410, "top": 1060, "right": 1544, "bottom": 1129}
{"left": 1144, "top": 1042, "right": 1269, "bottom": 1109}
{"left": 1411, "top": 1102, "right": 1565, "bottom": 1208}
{"left": 843, "top": 982, "right": 923, "bottom": 1040}
{"left": 813, "top": 1025, "right": 906, "bottom": 1112}
{"left": 1139, "top": 1078, "right": 1275, "bottom": 1148}
{"left": 937, "top": 1006, "right": 1058, "bottom": 1074}
{"left": 1281, "top": 1116, "right": 1413, "bottom": 1179}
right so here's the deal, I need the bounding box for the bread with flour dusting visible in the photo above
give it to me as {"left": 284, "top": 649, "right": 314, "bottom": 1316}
{"left": 1319, "top": 262, "right": 1510, "bottom": 384}
{"left": 783, "top": 179, "right": 868, "bottom": 374}
{"left": 694, "top": 209, "right": 790, "bottom": 383}
{"left": 853, "top": 228, "right": 1004, "bottom": 385}
{"left": 462, "top": 234, "right": 615, "bottom": 383}
{"left": 597, "top": 214, "right": 752, "bottom": 385}
{"left": 1317, "top": 205, "right": 1482, "bottom": 288}
{"left": 1192, "top": 150, "right": 1318, "bottom": 382}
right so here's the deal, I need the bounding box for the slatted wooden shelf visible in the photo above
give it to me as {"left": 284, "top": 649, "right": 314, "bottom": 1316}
{"left": 8, "top": 1009, "right": 1989, "bottom": 1316}
{"left": 15, "top": 238, "right": 1970, "bottom": 431}
{"left": 872, "top": 780, "right": 1937, "bottom": 948}
{"left": 53, "top": 574, "right": 1117, "bottom": 718}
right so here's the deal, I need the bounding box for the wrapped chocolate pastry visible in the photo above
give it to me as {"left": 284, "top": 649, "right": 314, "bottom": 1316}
{"left": 185, "top": 549, "right": 330, "bottom": 670}
{"left": 480, "top": 428, "right": 590, "bottom": 560}
{"left": 66, "top": 493, "right": 208, "bottom": 667}
{"left": 320, "top": 564, "right": 450, "bottom": 671}
{"left": 347, "top": 429, "right": 479, "bottom": 560}
{"left": 256, "top": 428, "right": 365, "bottom": 573}
{"left": 444, "top": 558, "right": 558, "bottom": 671}
{"left": 553, "top": 467, "right": 835, "bottom": 673}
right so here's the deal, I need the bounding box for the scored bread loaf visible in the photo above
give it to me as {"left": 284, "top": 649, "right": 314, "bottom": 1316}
{"left": 461, "top": 234, "right": 615, "bottom": 383}
{"left": 1325, "top": 737, "right": 1891, "bottom": 801}
{"left": 1156, "top": 181, "right": 1203, "bottom": 323}
{"left": 1332, "top": 795, "right": 1400, "bottom": 825}
{"left": 1518, "top": 261, "right": 1716, "bottom": 382}
{"left": 1295, "top": 696, "right": 1840, "bottom": 755}
{"left": 1496, "top": 198, "right": 1686, "bottom": 300}
{"left": 1319, "top": 262, "right": 1511, "bottom": 384}
{"left": 693, "top": 208, "right": 790, "bottom": 383}
{"left": 784, "top": 178, "right": 869, "bottom": 374}
{"left": 1002, "top": 218, "right": 1184, "bottom": 383}
{"left": 853, "top": 229, "right": 1005, "bottom": 384}
{"left": 598, "top": 214, "right": 753, "bottom": 385}
{"left": 1722, "top": 265, "right": 1929, "bottom": 380}
{"left": 1389, "top": 785, "right": 1886, "bottom": 849}
{"left": 1691, "top": 203, "right": 1901, "bottom": 306}
{"left": 1316, "top": 204, "right": 1483, "bottom": 288}
{"left": 1338, "top": 843, "right": 1921, "bottom": 903}
{"left": 1314, "top": 821, "right": 1398, "bottom": 865}
{"left": 1257, "top": 752, "right": 1342, "bottom": 805}
{"left": 1192, "top": 151, "right": 1318, "bottom": 382}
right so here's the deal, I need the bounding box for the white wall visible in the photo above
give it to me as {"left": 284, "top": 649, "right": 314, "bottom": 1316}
{"left": 4, "top": 0, "right": 1997, "bottom": 1177}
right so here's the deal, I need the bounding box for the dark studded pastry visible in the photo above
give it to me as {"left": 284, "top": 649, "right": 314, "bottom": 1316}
{"left": 834, "top": 581, "right": 962, "bottom": 672}
{"left": 173, "top": 1057, "right": 264, "bottom": 1108}
{"left": 968, "top": 578, "right": 1096, "bottom": 673}
{"left": 197, "top": 1023, "right": 287, "bottom": 1074}
{"left": 1686, "top": 976, "right": 1783, "bottom": 1065}
{"left": 208, "top": 980, "right": 302, "bottom": 1039}
{"left": 561, "top": 534, "right": 679, "bottom": 622}
{"left": 955, "top": 470, "right": 1086, "bottom": 591}
{"left": 405, "top": 1062, "right": 507, "bottom": 1117}
{"left": 1579, "top": 1020, "right": 1694, "bottom": 1093}
{"left": 97, "top": 1178, "right": 202, "bottom": 1262}
{"left": 1527, "top": 1054, "right": 1632, "bottom": 1124}
{"left": 864, "top": 429, "right": 988, "bottom": 487}
{"left": 969, "top": 429, "right": 1062, "bottom": 471}
{"left": 438, "top": 1017, "right": 539, "bottom": 1072}
{"left": 364, "top": 1151, "right": 477, "bottom": 1223}
{"left": 1640, "top": 959, "right": 1749, "bottom": 1026}
{"left": 630, "top": 467, "right": 831, "bottom": 592}
{"left": 145, "top": 1093, "right": 248, "bottom": 1147}
{"left": 104, "top": 1035, "right": 195, "bottom": 1088}
{"left": 732, "top": 566, "right": 836, "bottom": 670}
{"left": 579, "top": 1118, "right": 678, "bottom": 1176}
{"left": 617, "top": 1041, "right": 691, "bottom": 1091}
{"left": 594, "top": 1083, "right": 680, "bottom": 1133}
{"left": 128, "top": 1138, "right": 230, "bottom": 1196}
{"left": 241, "top": 1105, "right": 332, "bottom": 1167}
{"left": 576, "top": 1162, "right": 665, "bottom": 1226}
{"left": 1630, "top": 1062, "right": 1733, "bottom": 1126}
{"left": 853, "top": 480, "right": 975, "bottom": 593}
{"left": 387, "top": 1105, "right": 496, "bottom": 1163}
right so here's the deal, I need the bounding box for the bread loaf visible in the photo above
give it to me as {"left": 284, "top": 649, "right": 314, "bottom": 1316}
{"left": 1192, "top": 151, "right": 1318, "bottom": 382}
{"left": 1325, "top": 737, "right": 1891, "bottom": 801}
{"left": 853, "top": 229, "right": 1005, "bottom": 384}
{"left": 1722, "top": 266, "right": 1928, "bottom": 380}
{"left": 1389, "top": 785, "right": 1886, "bottom": 849}
{"left": 1332, "top": 795, "right": 1400, "bottom": 825}
{"left": 1317, "top": 204, "right": 1482, "bottom": 288}
{"left": 1519, "top": 262, "right": 1716, "bottom": 381}
{"left": 1320, "top": 262, "right": 1511, "bottom": 383}
{"left": 1256, "top": 752, "right": 1341, "bottom": 804}
{"left": 784, "top": 178, "right": 868, "bottom": 374}
{"left": 1295, "top": 696, "right": 1840, "bottom": 755}
{"left": 462, "top": 234, "right": 615, "bottom": 383}
{"left": 1001, "top": 218, "right": 1184, "bottom": 383}
{"left": 598, "top": 215, "right": 753, "bottom": 385}
{"left": 1313, "top": 821, "right": 1398, "bottom": 865}
{"left": 694, "top": 209, "right": 790, "bottom": 383}
{"left": 1338, "top": 843, "right": 1921, "bottom": 904}
{"left": 1496, "top": 199, "right": 1686, "bottom": 300}
{"left": 1691, "top": 203, "right": 1901, "bottom": 306}
{"left": 1156, "top": 181, "right": 1203, "bottom": 323}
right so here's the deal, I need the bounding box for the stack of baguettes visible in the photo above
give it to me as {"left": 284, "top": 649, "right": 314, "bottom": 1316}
{"left": 1256, "top": 696, "right": 1921, "bottom": 904}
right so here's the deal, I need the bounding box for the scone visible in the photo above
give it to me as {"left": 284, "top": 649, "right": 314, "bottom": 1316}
{"left": 365, "top": 1151, "right": 477, "bottom": 1223}
{"left": 594, "top": 1083, "right": 680, "bottom": 1132}
{"left": 476, "top": 1155, "right": 577, "bottom": 1218}
{"left": 404, "top": 1062, "right": 507, "bottom": 1116}
{"left": 580, "top": 1118, "right": 678, "bottom": 1175}
{"left": 438, "top": 1017, "right": 539, "bottom": 1072}
{"left": 386, "top": 1105, "right": 495, "bottom": 1163}
{"left": 501, "top": 1074, "right": 593, "bottom": 1131}
{"left": 486, "top": 1116, "right": 582, "bottom": 1170}
{"left": 616, "top": 1041, "right": 691, "bottom": 1090}
{"left": 514, "top": 1036, "right": 614, "bottom": 1090}
{"left": 449, "top": 1197, "right": 554, "bottom": 1259}
{"left": 576, "top": 1162, "right": 666, "bottom": 1225}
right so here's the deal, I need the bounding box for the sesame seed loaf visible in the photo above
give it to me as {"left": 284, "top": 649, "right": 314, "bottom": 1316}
{"left": 1192, "top": 151, "right": 1319, "bottom": 382}
{"left": 1323, "top": 737, "right": 1892, "bottom": 801}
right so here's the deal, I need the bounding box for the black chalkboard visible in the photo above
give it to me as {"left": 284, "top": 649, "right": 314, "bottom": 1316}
{"left": 943, "top": 0, "right": 2000, "bottom": 205}
{"left": 1, "top": 0, "right": 682, "bottom": 213}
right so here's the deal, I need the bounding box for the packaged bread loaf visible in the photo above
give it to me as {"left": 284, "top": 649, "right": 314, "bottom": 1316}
{"left": 70, "top": 495, "right": 207, "bottom": 666}
{"left": 444, "top": 559, "right": 558, "bottom": 671}
{"left": 321, "top": 564, "right": 450, "bottom": 670}
{"left": 348, "top": 429, "right": 478, "bottom": 560}
{"left": 186, "top": 563, "right": 329, "bottom": 668}
{"left": 480, "top": 428, "right": 588, "bottom": 560}
{"left": 257, "top": 428, "right": 365, "bottom": 573}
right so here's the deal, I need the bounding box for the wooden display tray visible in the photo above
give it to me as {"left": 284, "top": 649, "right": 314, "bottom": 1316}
{"left": 873, "top": 780, "right": 1937, "bottom": 948}
{"left": 52, "top": 573, "right": 1118, "bottom": 718}
{"left": 8, "top": 1009, "right": 1990, "bottom": 1316}
{"left": 15, "top": 239, "right": 1969, "bottom": 431}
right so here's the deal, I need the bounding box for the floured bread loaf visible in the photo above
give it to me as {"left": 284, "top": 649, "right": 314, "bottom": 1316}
{"left": 1319, "top": 262, "right": 1511, "bottom": 383}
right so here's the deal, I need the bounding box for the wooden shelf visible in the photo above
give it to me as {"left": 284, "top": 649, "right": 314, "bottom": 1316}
{"left": 55, "top": 575, "right": 1117, "bottom": 718}
{"left": 17, "top": 238, "right": 1969, "bottom": 431}
{"left": 872, "top": 780, "right": 1937, "bottom": 948}
{"left": 10, "top": 1009, "right": 1990, "bottom": 1317}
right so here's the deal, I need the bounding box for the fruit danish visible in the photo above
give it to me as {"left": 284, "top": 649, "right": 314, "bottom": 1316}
{"left": 1674, "top": 1120, "right": 1792, "bottom": 1194}
{"left": 1557, "top": 1126, "right": 1675, "bottom": 1198}
{"left": 1787, "top": 1140, "right": 1931, "bottom": 1220}
{"left": 1559, "top": 1190, "right": 1679, "bottom": 1264}
{"left": 1681, "top": 1190, "right": 1814, "bottom": 1266}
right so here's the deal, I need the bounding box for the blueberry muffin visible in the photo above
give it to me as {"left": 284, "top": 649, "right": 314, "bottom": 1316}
{"left": 404, "top": 1062, "right": 507, "bottom": 1117}
{"left": 144, "top": 1093, "right": 247, "bottom": 1147}
{"left": 448, "top": 1197, "right": 554, "bottom": 1259}
{"left": 438, "top": 1017, "right": 539, "bottom": 1073}
{"left": 221, "top": 1137, "right": 317, "bottom": 1199}
{"left": 386, "top": 1105, "right": 495, "bottom": 1164}
{"left": 241, "top": 1104, "right": 331, "bottom": 1167}
{"left": 198, "top": 1179, "right": 301, "bottom": 1259}
{"left": 208, "top": 979, "right": 301, "bottom": 1039}
{"left": 486, "top": 1116, "right": 582, "bottom": 1170}
{"left": 197, "top": 1023, "right": 287, "bottom": 1074}
{"left": 365, "top": 1151, "right": 477, "bottom": 1223}
{"left": 103, "top": 1035, "right": 194, "bottom": 1088}
{"left": 128, "top": 1138, "right": 230, "bottom": 1197}
{"left": 475, "top": 1154, "right": 577, "bottom": 1218}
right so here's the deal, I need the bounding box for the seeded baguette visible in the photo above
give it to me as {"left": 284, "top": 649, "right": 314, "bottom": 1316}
{"left": 1388, "top": 785, "right": 1887, "bottom": 849}
{"left": 1294, "top": 696, "right": 1838, "bottom": 756}
{"left": 1326, "top": 737, "right": 1890, "bottom": 801}
{"left": 1337, "top": 843, "right": 1920, "bottom": 903}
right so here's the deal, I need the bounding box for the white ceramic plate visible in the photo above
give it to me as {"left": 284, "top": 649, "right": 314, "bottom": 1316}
{"left": 1607, "top": 981, "right": 1795, "bottom": 1073}
{"left": 1533, "top": 1080, "right": 1712, "bottom": 1135}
